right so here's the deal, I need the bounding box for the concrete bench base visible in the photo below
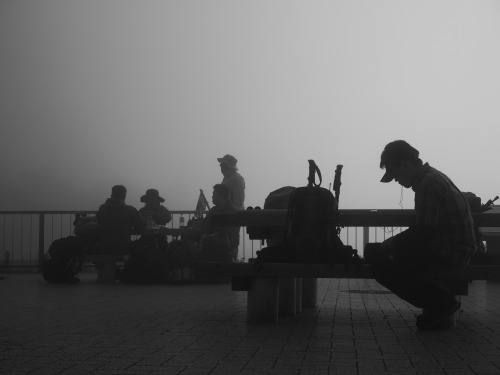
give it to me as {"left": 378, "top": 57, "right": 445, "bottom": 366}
{"left": 84, "top": 254, "right": 124, "bottom": 283}
{"left": 195, "top": 262, "right": 500, "bottom": 324}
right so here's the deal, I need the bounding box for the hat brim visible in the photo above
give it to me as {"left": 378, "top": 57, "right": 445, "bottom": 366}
{"left": 380, "top": 171, "right": 394, "bottom": 183}
{"left": 141, "top": 195, "right": 165, "bottom": 203}
{"left": 218, "top": 159, "right": 237, "bottom": 170}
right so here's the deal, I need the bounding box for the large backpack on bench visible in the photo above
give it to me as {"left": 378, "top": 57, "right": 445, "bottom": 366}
{"left": 256, "top": 161, "right": 359, "bottom": 264}
{"left": 285, "top": 160, "right": 338, "bottom": 262}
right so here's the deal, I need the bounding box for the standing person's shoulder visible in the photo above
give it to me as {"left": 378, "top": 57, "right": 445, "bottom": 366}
{"left": 235, "top": 171, "right": 245, "bottom": 185}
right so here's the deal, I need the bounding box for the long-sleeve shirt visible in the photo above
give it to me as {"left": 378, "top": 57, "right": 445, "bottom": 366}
{"left": 393, "top": 163, "right": 477, "bottom": 265}
{"left": 96, "top": 198, "right": 146, "bottom": 254}
{"left": 139, "top": 204, "right": 172, "bottom": 226}
{"left": 222, "top": 171, "right": 245, "bottom": 210}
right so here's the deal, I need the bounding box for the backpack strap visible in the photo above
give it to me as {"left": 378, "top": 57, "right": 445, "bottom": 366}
{"left": 307, "top": 160, "right": 322, "bottom": 188}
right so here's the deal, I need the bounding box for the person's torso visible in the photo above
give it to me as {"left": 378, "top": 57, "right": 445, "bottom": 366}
{"left": 413, "top": 165, "right": 477, "bottom": 264}
{"left": 222, "top": 171, "right": 245, "bottom": 209}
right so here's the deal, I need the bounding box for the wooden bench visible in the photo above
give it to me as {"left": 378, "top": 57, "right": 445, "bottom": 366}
{"left": 194, "top": 261, "right": 500, "bottom": 323}
{"left": 83, "top": 254, "right": 124, "bottom": 283}
{"left": 200, "top": 208, "right": 500, "bottom": 323}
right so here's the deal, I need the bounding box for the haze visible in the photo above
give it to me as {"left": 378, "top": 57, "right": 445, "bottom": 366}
{"left": 1, "top": 0, "right": 499, "bottom": 212}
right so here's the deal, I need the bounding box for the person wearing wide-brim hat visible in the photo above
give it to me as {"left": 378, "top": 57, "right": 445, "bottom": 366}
{"left": 139, "top": 189, "right": 172, "bottom": 226}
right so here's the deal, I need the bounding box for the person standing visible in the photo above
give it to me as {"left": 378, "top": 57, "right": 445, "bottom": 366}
{"left": 372, "top": 140, "right": 477, "bottom": 329}
{"left": 217, "top": 154, "right": 245, "bottom": 260}
{"left": 217, "top": 154, "right": 245, "bottom": 210}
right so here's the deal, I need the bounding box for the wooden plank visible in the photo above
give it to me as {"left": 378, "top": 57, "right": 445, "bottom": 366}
{"left": 83, "top": 254, "right": 123, "bottom": 262}
{"left": 194, "top": 262, "right": 500, "bottom": 281}
{"left": 194, "top": 262, "right": 372, "bottom": 278}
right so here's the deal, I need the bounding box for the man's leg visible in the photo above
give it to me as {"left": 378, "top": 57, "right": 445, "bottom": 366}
{"left": 371, "top": 255, "right": 457, "bottom": 310}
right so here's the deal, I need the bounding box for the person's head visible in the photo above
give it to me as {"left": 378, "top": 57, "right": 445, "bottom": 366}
{"left": 212, "top": 184, "right": 230, "bottom": 206}
{"left": 111, "top": 185, "right": 127, "bottom": 201}
{"left": 140, "top": 188, "right": 165, "bottom": 206}
{"left": 217, "top": 154, "right": 238, "bottom": 176}
{"left": 380, "top": 140, "right": 423, "bottom": 188}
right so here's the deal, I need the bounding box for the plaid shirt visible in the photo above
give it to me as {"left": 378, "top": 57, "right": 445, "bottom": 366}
{"left": 412, "top": 163, "right": 477, "bottom": 265}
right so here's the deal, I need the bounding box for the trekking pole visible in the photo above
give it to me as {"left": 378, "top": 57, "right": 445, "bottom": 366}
{"left": 333, "top": 164, "right": 343, "bottom": 205}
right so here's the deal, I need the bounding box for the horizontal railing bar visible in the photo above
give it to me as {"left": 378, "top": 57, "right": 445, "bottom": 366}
{"left": 0, "top": 210, "right": 200, "bottom": 215}
{"left": 209, "top": 209, "right": 500, "bottom": 228}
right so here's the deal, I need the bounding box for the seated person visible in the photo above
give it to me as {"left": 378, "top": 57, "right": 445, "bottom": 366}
{"left": 96, "top": 185, "right": 146, "bottom": 255}
{"left": 138, "top": 188, "right": 172, "bottom": 251}
{"left": 139, "top": 188, "right": 172, "bottom": 226}
{"left": 198, "top": 184, "right": 237, "bottom": 262}
{"left": 373, "top": 140, "right": 477, "bottom": 330}
{"left": 73, "top": 213, "right": 101, "bottom": 253}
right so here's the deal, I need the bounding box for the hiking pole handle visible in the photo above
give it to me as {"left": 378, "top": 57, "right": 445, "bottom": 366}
{"left": 333, "top": 164, "right": 343, "bottom": 203}
{"left": 307, "top": 160, "right": 322, "bottom": 187}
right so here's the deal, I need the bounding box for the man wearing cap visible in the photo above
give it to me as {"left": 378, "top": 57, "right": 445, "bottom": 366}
{"left": 373, "top": 140, "right": 477, "bottom": 329}
{"left": 96, "top": 185, "right": 146, "bottom": 255}
{"left": 217, "top": 154, "right": 245, "bottom": 261}
{"left": 139, "top": 188, "right": 172, "bottom": 226}
{"left": 217, "top": 154, "right": 245, "bottom": 210}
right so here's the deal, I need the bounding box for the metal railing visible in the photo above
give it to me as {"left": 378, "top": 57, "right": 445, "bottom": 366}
{"left": 0, "top": 210, "right": 404, "bottom": 269}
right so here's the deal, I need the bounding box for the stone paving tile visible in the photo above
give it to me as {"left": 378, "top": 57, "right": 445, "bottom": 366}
{"left": 3, "top": 274, "right": 500, "bottom": 374}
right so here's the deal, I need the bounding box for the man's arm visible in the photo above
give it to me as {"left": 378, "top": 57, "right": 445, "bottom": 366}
{"left": 131, "top": 208, "right": 147, "bottom": 234}
{"left": 381, "top": 183, "right": 439, "bottom": 256}
{"left": 231, "top": 175, "right": 245, "bottom": 209}
{"left": 154, "top": 206, "right": 172, "bottom": 225}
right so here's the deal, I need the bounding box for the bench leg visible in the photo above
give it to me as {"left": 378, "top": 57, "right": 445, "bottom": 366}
{"left": 296, "top": 278, "right": 303, "bottom": 314}
{"left": 302, "top": 277, "right": 317, "bottom": 308}
{"left": 247, "top": 278, "right": 279, "bottom": 323}
{"left": 279, "top": 278, "right": 296, "bottom": 316}
{"left": 451, "top": 296, "right": 462, "bottom": 328}
{"left": 96, "top": 262, "right": 116, "bottom": 283}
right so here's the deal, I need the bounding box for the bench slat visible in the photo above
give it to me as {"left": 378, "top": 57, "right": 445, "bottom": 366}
{"left": 83, "top": 254, "right": 124, "bottom": 262}
{"left": 195, "top": 262, "right": 500, "bottom": 281}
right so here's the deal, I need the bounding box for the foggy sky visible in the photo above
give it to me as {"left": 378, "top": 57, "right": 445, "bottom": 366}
{"left": 1, "top": 0, "right": 499, "bottom": 212}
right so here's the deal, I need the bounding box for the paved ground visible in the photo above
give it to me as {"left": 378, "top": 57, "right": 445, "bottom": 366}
{"left": 1, "top": 271, "right": 500, "bottom": 375}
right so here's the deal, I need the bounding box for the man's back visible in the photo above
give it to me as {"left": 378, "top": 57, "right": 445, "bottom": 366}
{"left": 97, "top": 198, "right": 146, "bottom": 254}
{"left": 413, "top": 164, "right": 477, "bottom": 265}
{"left": 222, "top": 171, "right": 245, "bottom": 210}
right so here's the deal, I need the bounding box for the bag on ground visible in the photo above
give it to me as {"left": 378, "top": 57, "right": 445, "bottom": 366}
{"left": 42, "top": 236, "right": 84, "bottom": 283}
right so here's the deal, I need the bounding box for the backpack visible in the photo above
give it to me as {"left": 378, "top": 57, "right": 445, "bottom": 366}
{"left": 255, "top": 161, "right": 359, "bottom": 265}
{"left": 41, "top": 236, "right": 84, "bottom": 283}
{"left": 465, "top": 192, "right": 498, "bottom": 264}
{"left": 284, "top": 160, "right": 339, "bottom": 262}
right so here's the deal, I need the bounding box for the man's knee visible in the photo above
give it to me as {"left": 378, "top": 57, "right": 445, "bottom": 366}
{"left": 370, "top": 255, "right": 393, "bottom": 280}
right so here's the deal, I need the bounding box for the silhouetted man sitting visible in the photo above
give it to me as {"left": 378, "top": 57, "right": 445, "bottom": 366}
{"left": 96, "top": 185, "right": 146, "bottom": 256}
{"left": 371, "top": 140, "right": 477, "bottom": 330}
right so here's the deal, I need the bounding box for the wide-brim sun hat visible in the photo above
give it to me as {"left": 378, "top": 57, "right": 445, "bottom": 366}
{"left": 140, "top": 188, "right": 165, "bottom": 203}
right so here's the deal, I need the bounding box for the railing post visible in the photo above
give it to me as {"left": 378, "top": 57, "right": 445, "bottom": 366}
{"left": 38, "top": 213, "right": 45, "bottom": 271}
{"left": 362, "top": 226, "right": 369, "bottom": 253}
